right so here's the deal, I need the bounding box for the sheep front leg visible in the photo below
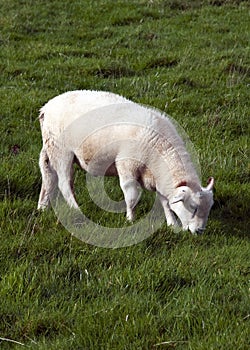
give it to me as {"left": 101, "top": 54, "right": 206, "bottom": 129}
{"left": 116, "top": 160, "right": 141, "bottom": 221}
{"left": 158, "top": 193, "right": 177, "bottom": 227}
{"left": 119, "top": 178, "right": 141, "bottom": 221}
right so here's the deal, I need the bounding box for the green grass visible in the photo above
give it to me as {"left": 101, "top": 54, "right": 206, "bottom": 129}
{"left": 0, "top": 0, "right": 249, "bottom": 349}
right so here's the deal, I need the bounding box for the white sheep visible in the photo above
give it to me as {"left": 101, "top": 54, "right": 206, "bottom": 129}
{"left": 38, "top": 90, "right": 214, "bottom": 234}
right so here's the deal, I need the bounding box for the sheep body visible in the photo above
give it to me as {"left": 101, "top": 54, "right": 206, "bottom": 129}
{"left": 38, "top": 90, "right": 214, "bottom": 233}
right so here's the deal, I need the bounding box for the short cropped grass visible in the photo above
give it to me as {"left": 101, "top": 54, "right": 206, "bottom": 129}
{"left": 0, "top": 0, "right": 249, "bottom": 349}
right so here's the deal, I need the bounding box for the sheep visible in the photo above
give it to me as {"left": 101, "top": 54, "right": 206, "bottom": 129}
{"left": 37, "top": 90, "right": 214, "bottom": 234}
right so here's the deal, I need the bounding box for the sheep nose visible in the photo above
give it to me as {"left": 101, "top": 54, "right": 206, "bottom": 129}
{"left": 196, "top": 227, "right": 205, "bottom": 235}
{"left": 188, "top": 226, "right": 205, "bottom": 234}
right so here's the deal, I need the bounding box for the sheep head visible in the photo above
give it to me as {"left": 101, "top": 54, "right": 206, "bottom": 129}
{"left": 169, "top": 177, "right": 214, "bottom": 234}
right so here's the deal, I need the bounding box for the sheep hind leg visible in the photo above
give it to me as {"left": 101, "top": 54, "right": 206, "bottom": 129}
{"left": 55, "top": 152, "right": 80, "bottom": 211}
{"left": 38, "top": 149, "right": 58, "bottom": 210}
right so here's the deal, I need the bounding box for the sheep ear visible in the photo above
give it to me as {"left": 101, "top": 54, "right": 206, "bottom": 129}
{"left": 171, "top": 195, "right": 184, "bottom": 204}
{"left": 206, "top": 177, "right": 214, "bottom": 191}
{"left": 171, "top": 188, "right": 187, "bottom": 204}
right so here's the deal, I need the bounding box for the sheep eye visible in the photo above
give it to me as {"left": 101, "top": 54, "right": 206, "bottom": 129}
{"left": 191, "top": 207, "right": 198, "bottom": 218}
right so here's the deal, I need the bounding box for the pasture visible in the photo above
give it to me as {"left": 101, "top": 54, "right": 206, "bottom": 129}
{"left": 0, "top": 0, "right": 249, "bottom": 349}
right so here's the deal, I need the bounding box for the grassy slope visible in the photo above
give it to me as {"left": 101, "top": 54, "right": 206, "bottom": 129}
{"left": 0, "top": 0, "right": 249, "bottom": 349}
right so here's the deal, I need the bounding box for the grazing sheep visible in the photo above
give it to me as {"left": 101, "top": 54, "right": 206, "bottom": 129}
{"left": 38, "top": 90, "right": 214, "bottom": 234}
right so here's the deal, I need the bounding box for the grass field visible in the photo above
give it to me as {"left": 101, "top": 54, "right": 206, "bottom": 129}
{"left": 0, "top": 0, "right": 249, "bottom": 349}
